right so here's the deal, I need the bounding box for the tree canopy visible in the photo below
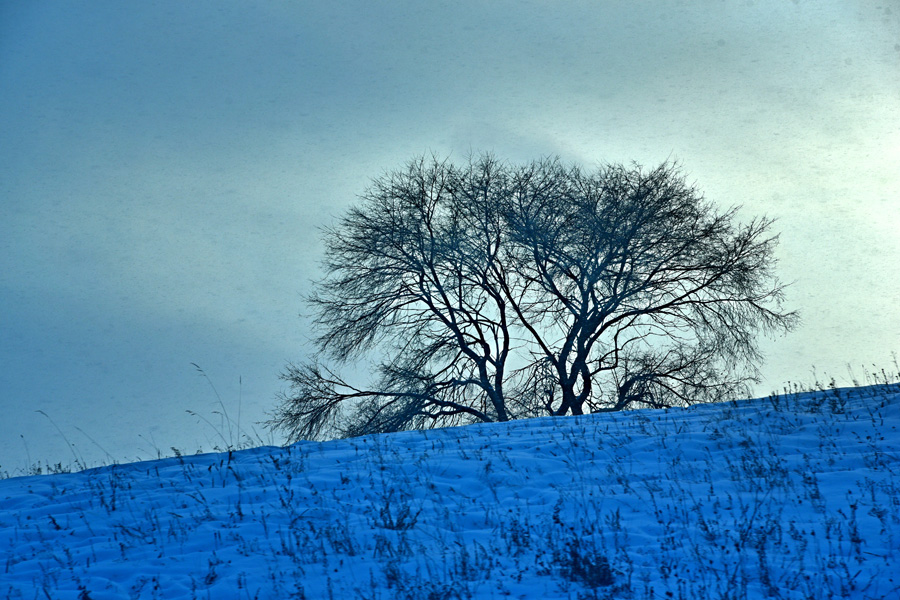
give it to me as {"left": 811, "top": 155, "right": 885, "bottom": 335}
{"left": 270, "top": 155, "right": 798, "bottom": 440}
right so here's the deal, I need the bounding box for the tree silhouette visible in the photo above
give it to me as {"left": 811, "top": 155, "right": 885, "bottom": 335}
{"left": 269, "top": 155, "right": 798, "bottom": 440}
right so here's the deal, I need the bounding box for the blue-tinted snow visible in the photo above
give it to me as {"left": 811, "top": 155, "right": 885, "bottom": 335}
{"left": 2, "top": 385, "right": 899, "bottom": 598}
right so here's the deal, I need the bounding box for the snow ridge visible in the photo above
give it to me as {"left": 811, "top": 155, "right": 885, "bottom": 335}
{"left": 2, "top": 384, "right": 899, "bottom": 599}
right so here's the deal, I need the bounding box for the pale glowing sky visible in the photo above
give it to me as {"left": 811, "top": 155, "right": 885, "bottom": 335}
{"left": 1, "top": 1, "right": 898, "bottom": 471}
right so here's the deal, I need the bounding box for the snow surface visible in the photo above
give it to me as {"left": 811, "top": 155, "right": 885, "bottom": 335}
{"left": 2, "top": 384, "right": 899, "bottom": 599}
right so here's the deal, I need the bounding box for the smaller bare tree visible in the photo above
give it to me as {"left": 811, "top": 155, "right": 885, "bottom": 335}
{"left": 271, "top": 156, "right": 517, "bottom": 440}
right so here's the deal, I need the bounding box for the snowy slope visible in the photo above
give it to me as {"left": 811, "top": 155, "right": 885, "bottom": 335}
{"left": 2, "top": 384, "right": 899, "bottom": 599}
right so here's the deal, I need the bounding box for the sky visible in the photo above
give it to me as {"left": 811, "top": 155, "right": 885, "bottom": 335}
{"left": 1, "top": 1, "right": 898, "bottom": 471}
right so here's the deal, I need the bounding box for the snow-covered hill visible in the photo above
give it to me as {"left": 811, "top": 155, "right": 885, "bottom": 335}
{"left": 2, "top": 384, "right": 899, "bottom": 599}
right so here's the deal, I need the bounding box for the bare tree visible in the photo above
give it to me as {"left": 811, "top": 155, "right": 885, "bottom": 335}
{"left": 501, "top": 160, "right": 798, "bottom": 416}
{"left": 269, "top": 155, "right": 797, "bottom": 440}
{"left": 271, "top": 156, "right": 516, "bottom": 440}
